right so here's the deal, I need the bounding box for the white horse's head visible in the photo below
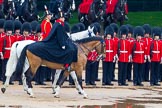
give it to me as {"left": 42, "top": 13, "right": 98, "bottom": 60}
{"left": 88, "top": 26, "right": 96, "bottom": 37}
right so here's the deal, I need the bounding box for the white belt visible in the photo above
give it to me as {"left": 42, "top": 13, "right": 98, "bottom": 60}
{"left": 5, "top": 47, "right": 11, "bottom": 50}
{"left": 106, "top": 50, "right": 113, "bottom": 52}
{"left": 134, "top": 51, "right": 144, "bottom": 53}
{"left": 152, "top": 51, "right": 160, "bottom": 53}
{"left": 120, "top": 51, "right": 128, "bottom": 53}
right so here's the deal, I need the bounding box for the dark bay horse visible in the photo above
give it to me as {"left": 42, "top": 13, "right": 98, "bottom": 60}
{"left": 15, "top": 37, "right": 104, "bottom": 98}
{"left": 103, "top": 0, "right": 127, "bottom": 29}
{"left": 17, "top": 0, "right": 38, "bottom": 22}
{"left": 78, "top": 0, "right": 104, "bottom": 28}
{"left": 3, "top": 0, "right": 17, "bottom": 20}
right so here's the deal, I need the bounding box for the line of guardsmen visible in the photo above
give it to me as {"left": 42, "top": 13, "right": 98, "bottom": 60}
{"left": 84, "top": 23, "right": 162, "bottom": 86}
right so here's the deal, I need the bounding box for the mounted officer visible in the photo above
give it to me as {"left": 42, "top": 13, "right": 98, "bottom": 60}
{"left": 27, "top": 7, "right": 78, "bottom": 71}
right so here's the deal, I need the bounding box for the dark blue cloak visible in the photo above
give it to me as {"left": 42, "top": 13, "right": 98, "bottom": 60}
{"left": 27, "top": 22, "right": 77, "bottom": 64}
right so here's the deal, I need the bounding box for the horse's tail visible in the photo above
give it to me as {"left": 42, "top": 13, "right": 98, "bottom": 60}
{"left": 14, "top": 45, "right": 29, "bottom": 80}
{"left": 5, "top": 42, "right": 19, "bottom": 77}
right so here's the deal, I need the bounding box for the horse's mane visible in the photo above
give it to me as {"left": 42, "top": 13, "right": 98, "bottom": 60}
{"left": 75, "top": 37, "right": 103, "bottom": 43}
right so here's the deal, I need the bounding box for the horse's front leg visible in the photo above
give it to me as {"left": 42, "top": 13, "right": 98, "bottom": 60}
{"left": 52, "top": 69, "right": 62, "bottom": 94}
{"left": 70, "top": 71, "right": 88, "bottom": 99}
{"left": 54, "top": 70, "right": 69, "bottom": 98}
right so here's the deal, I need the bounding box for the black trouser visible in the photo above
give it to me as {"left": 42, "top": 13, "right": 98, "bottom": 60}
{"left": 118, "top": 62, "right": 128, "bottom": 85}
{"left": 150, "top": 61, "right": 160, "bottom": 85}
{"left": 159, "top": 64, "right": 162, "bottom": 81}
{"left": 127, "top": 62, "right": 132, "bottom": 81}
{"left": 44, "top": 67, "right": 52, "bottom": 81}
{"left": 143, "top": 59, "right": 150, "bottom": 81}
{"left": 111, "top": 62, "right": 116, "bottom": 80}
{"left": 102, "top": 61, "right": 113, "bottom": 84}
{"left": 85, "top": 60, "right": 96, "bottom": 84}
{"left": 133, "top": 63, "right": 144, "bottom": 85}
{"left": 94, "top": 61, "right": 99, "bottom": 80}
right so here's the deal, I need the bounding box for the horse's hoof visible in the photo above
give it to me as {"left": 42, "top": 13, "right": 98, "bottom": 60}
{"left": 30, "top": 95, "right": 36, "bottom": 98}
{"left": 83, "top": 94, "right": 88, "bottom": 99}
{"left": 1, "top": 88, "right": 6, "bottom": 93}
{"left": 52, "top": 92, "right": 56, "bottom": 94}
{"left": 54, "top": 95, "right": 60, "bottom": 98}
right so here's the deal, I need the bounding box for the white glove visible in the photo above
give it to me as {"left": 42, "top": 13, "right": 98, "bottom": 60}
{"left": 62, "top": 46, "right": 65, "bottom": 50}
{"left": 128, "top": 55, "right": 132, "bottom": 62}
{"left": 148, "top": 55, "right": 151, "bottom": 62}
{"left": 113, "top": 56, "right": 116, "bottom": 63}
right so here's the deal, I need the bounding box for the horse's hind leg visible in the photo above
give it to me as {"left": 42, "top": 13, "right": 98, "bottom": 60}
{"left": 25, "top": 68, "right": 35, "bottom": 97}
{"left": 52, "top": 69, "right": 62, "bottom": 94}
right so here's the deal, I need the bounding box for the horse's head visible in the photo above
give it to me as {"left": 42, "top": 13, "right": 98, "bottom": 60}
{"left": 87, "top": 26, "right": 96, "bottom": 37}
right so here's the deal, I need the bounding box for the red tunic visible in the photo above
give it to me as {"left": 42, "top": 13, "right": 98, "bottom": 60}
{"left": 41, "top": 19, "right": 52, "bottom": 40}
{"left": 87, "top": 50, "right": 98, "bottom": 61}
{"left": 106, "top": 0, "right": 118, "bottom": 14}
{"left": 150, "top": 40, "right": 162, "bottom": 62}
{"left": 104, "top": 39, "right": 116, "bottom": 62}
{"left": 132, "top": 40, "right": 146, "bottom": 63}
{"left": 142, "top": 37, "right": 152, "bottom": 57}
{"left": 79, "top": 0, "right": 93, "bottom": 14}
{"left": 118, "top": 39, "right": 130, "bottom": 62}
{"left": 2, "top": 35, "right": 16, "bottom": 59}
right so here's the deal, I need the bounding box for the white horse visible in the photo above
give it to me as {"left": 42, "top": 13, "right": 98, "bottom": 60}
{"left": 1, "top": 26, "right": 96, "bottom": 98}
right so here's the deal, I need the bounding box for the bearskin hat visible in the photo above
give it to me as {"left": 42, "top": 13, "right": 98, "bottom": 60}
{"left": 30, "top": 20, "right": 39, "bottom": 32}
{"left": 44, "top": 5, "right": 53, "bottom": 16}
{"left": 110, "top": 23, "right": 119, "bottom": 33}
{"left": 142, "top": 24, "right": 151, "bottom": 35}
{"left": 104, "top": 26, "right": 114, "bottom": 38}
{"left": 119, "top": 25, "right": 129, "bottom": 38}
{"left": 4, "top": 20, "right": 14, "bottom": 31}
{"left": 36, "top": 24, "right": 41, "bottom": 33}
{"left": 21, "top": 22, "right": 32, "bottom": 33}
{"left": 0, "top": 19, "right": 5, "bottom": 29}
{"left": 14, "top": 20, "right": 22, "bottom": 31}
{"left": 55, "top": 7, "right": 65, "bottom": 19}
{"left": 126, "top": 24, "right": 133, "bottom": 34}
{"left": 133, "top": 26, "right": 145, "bottom": 38}
{"left": 152, "top": 27, "right": 161, "bottom": 38}
{"left": 76, "top": 23, "right": 85, "bottom": 32}
{"left": 71, "top": 24, "right": 80, "bottom": 34}
{"left": 64, "top": 21, "right": 70, "bottom": 33}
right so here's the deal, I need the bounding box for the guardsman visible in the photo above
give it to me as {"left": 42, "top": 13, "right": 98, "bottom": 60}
{"left": 21, "top": 22, "right": 33, "bottom": 40}
{"left": 34, "top": 24, "right": 46, "bottom": 85}
{"left": 40, "top": 6, "right": 52, "bottom": 40}
{"left": 126, "top": 24, "right": 134, "bottom": 81}
{"left": 0, "top": 19, "right": 5, "bottom": 81}
{"left": 117, "top": 25, "right": 130, "bottom": 86}
{"left": 2, "top": 20, "right": 16, "bottom": 84}
{"left": 110, "top": 23, "right": 119, "bottom": 81}
{"left": 30, "top": 20, "right": 39, "bottom": 41}
{"left": 132, "top": 26, "right": 146, "bottom": 86}
{"left": 13, "top": 20, "right": 22, "bottom": 41}
{"left": 79, "top": 0, "right": 93, "bottom": 22}
{"left": 85, "top": 23, "right": 99, "bottom": 86}
{"left": 102, "top": 26, "right": 116, "bottom": 86}
{"left": 149, "top": 27, "right": 162, "bottom": 86}
{"left": 142, "top": 24, "right": 152, "bottom": 81}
